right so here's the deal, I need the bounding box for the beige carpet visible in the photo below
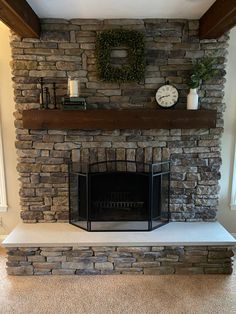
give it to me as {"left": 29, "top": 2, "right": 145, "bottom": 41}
{"left": 0, "top": 247, "right": 236, "bottom": 314}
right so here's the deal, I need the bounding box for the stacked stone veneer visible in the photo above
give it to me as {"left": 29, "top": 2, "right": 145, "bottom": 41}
{"left": 6, "top": 246, "right": 233, "bottom": 275}
{"left": 11, "top": 18, "right": 229, "bottom": 223}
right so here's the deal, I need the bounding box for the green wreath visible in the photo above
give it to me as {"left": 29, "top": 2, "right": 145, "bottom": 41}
{"left": 96, "top": 29, "right": 145, "bottom": 83}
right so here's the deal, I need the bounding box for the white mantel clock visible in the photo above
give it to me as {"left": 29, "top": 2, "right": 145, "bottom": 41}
{"left": 156, "top": 84, "right": 178, "bottom": 108}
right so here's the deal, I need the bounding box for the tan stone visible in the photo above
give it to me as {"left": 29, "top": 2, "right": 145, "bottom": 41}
{"left": 92, "top": 247, "right": 116, "bottom": 252}
{"left": 56, "top": 61, "right": 79, "bottom": 71}
{"left": 11, "top": 60, "right": 38, "bottom": 70}
{"left": 144, "top": 267, "right": 175, "bottom": 275}
{"left": 33, "top": 262, "right": 60, "bottom": 269}
{"left": 17, "top": 163, "right": 41, "bottom": 173}
{"left": 175, "top": 267, "right": 204, "bottom": 274}
{"left": 40, "top": 251, "right": 62, "bottom": 257}
{"left": 29, "top": 70, "right": 66, "bottom": 77}
{"left": 47, "top": 256, "right": 67, "bottom": 262}
{"left": 54, "top": 143, "right": 81, "bottom": 150}
{"left": 7, "top": 266, "right": 33, "bottom": 276}
{"left": 117, "top": 247, "right": 151, "bottom": 253}
{"left": 52, "top": 269, "right": 75, "bottom": 275}
{"left": 95, "top": 262, "right": 114, "bottom": 271}
{"left": 41, "top": 165, "right": 61, "bottom": 172}
{"left": 27, "top": 256, "right": 46, "bottom": 262}
{"left": 62, "top": 261, "right": 93, "bottom": 270}
{"left": 41, "top": 247, "right": 72, "bottom": 251}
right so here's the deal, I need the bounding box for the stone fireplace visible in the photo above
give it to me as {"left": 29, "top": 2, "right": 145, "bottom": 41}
{"left": 4, "top": 18, "right": 235, "bottom": 276}
{"left": 12, "top": 18, "right": 227, "bottom": 224}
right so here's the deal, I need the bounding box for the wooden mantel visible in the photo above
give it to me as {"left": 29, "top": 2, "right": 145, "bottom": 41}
{"left": 22, "top": 109, "right": 217, "bottom": 130}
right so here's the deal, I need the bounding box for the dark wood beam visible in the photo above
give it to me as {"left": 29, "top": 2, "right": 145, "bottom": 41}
{"left": 0, "top": 0, "right": 40, "bottom": 38}
{"left": 22, "top": 109, "right": 217, "bottom": 130}
{"left": 200, "top": 0, "right": 236, "bottom": 39}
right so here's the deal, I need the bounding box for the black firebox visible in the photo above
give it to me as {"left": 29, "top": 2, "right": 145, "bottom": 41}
{"left": 69, "top": 160, "right": 170, "bottom": 231}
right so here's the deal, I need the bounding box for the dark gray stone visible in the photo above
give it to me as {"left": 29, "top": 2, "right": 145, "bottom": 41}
{"left": 41, "top": 31, "right": 70, "bottom": 42}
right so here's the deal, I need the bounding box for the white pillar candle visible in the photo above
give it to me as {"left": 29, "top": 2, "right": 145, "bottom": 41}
{"left": 69, "top": 79, "right": 79, "bottom": 98}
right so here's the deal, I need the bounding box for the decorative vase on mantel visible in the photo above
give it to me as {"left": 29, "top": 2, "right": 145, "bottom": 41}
{"left": 187, "top": 88, "right": 199, "bottom": 110}
{"left": 187, "top": 56, "right": 219, "bottom": 110}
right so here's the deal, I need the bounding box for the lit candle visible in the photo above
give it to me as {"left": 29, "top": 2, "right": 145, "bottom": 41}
{"left": 69, "top": 79, "right": 79, "bottom": 98}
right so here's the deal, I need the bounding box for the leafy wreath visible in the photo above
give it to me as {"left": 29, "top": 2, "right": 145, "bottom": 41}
{"left": 95, "top": 29, "right": 145, "bottom": 83}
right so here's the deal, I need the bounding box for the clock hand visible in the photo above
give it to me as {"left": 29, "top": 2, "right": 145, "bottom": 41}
{"left": 158, "top": 95, "right": 170, "bottom": 100}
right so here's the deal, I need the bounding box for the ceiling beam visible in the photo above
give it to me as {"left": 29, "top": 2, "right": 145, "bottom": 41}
{"left": 0, "top": 0, "right": 40, "bottom": 38}
{"left": 199, "top": 0, "right": 236, "bottom": 39}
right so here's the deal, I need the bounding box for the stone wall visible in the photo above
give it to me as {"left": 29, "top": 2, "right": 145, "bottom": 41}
{"left": 6, "top": 246, "right": 234, "bottom": 275}
{"left": 10, "top": 19, "right": 228, "bottom": 223}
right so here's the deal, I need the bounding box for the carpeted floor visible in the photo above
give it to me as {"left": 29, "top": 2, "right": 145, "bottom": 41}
{"left": 0, "top": 247, "right": 236, "bottom": 314}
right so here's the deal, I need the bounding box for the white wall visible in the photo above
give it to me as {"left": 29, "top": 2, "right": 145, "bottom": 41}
{"left": 26, "top": 0, "right": 215, "bottom": 19}
{"left": 0, "top": 22, "right": 20, "bottom": 235}
{"left": 217, "top": 26, "right": 236, "bottom": 233}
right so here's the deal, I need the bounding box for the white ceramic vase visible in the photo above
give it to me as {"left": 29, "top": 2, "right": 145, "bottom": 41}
{"left": 187, "top": 88, "right": 199, "bottom": 110}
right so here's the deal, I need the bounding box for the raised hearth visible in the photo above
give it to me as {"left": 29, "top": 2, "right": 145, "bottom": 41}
{"left": 2, "top": 222, "right": 236, "bottom": 275}
{"left": 3, "top": 222, "right": 236, "bottom": 247}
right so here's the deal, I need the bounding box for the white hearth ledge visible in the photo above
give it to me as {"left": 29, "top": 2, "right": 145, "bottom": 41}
{"left": 2, "top": 222, "right": 236, "bottom": 248}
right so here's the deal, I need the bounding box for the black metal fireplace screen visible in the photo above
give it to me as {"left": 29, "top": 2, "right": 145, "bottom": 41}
{"left": 69, "top": 160, "right": 170, "bottom": 231}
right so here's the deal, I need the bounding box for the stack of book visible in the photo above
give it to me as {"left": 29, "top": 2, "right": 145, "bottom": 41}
{"left": 61, "top": 97, "right": 87, "bottom": 110}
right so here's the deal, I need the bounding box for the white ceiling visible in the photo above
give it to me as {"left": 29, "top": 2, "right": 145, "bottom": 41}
{"left": 26, "top": 0, "right": 216, "bottom": 19}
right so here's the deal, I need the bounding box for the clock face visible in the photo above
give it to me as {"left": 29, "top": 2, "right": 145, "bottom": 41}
{"left": 156, "top": 85, "right": 178, "bottom": 108}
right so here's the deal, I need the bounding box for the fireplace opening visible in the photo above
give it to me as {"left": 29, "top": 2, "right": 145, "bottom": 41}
{"left": 90, "top": 172, "right": 149, "bottom": 221}
{"left": 69, "top": 161, "right": 170, "bottom": 231}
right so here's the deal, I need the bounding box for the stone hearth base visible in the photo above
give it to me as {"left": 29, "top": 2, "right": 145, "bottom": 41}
{"left": 6, "top": 246, "right": 234, "bottom": 275}
{"left": 3, "top": 222, "right": 236, "bottom": 275}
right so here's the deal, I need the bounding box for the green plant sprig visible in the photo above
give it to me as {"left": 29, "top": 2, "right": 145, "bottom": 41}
{"left": 188, "top": 56, "right": 219, "bottom": 89}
